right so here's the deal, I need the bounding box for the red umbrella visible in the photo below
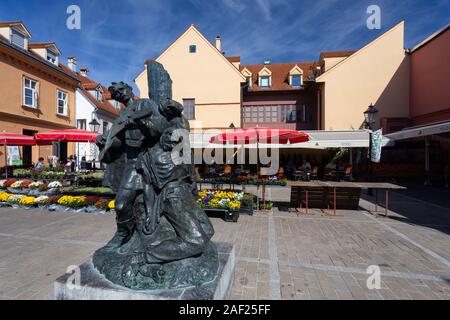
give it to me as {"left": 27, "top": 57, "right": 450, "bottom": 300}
{"left": 0, "top": 132, "right": 36, "bottom": 146}
{"left": 209, "top": 127, "right": 309, "bottom": 144}
{"left": 209, "top": 127, "right": 309, "bottom": 210}
{"left": 35, "top": 129, "right": 99, "bottom": 144}
{"left": 1, "top": 132, "right": 37, "bottom": 178}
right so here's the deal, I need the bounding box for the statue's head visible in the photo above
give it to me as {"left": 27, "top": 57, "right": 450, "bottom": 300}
{"left": 108, "top": 82, "right": 134, "bottom": 105}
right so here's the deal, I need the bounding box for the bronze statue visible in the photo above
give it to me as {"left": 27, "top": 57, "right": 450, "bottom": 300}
{"left": 93, "top": 61, "right": 218, "bottom": 290}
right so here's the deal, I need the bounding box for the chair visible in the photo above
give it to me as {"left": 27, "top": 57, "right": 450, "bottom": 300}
{"left": 343, "top": 167, "right": 352, "bottom": 181}
{"left": 310, "top": 167, "right": 319, "bottom": 180}
{"left": 324, "top": 168, "right": 337, "bottom": 181}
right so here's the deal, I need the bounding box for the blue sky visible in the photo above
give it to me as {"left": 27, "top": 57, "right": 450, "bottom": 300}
{"left": 1, "top": 0, "right": 449, "bottom": 93}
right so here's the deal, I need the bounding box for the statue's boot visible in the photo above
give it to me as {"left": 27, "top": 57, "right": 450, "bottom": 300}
{"left": 104, "top": 218, "right": 135, "bottom": 250}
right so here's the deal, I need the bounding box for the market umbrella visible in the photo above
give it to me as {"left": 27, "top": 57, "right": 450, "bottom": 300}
{"left": 34, "top": 129, "right": 100, "bottom": 170}
{"left": 0, "top": 132, "right": 37, "bottom": 178}
{"left": 209, "top": 127, "right": 309, "bottom": 145}
{"left": 34, "top": 129, "right": 99, "bottom": 144}
{"left": 209, "top": 127, "right": 310, "bottom": 209}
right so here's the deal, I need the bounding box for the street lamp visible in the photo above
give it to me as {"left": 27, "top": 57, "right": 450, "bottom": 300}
{"left": 363, "top": 104, "right": 378, "bottom": 196}
{"left": 89, "top": 118, "right": 100, "bottom": 133}
{"left": 88, "top": 116, "right": 101, "bottom": 172}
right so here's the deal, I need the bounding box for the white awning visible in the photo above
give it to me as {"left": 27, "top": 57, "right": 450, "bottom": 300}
{"left": 189, "top": 130, "right": 393, "bottom": 149}
{"left": 385, "top": 121, "right": 450, "bottom": 141}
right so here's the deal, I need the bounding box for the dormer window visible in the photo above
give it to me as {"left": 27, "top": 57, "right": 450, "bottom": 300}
{"left": 47, "top": 49, "right": 57, "bottom": 64}
{"left": 258, "top": 66, "right": 272, "bottom": 88}
{"left": 289, "top": 65, "right": 304, "bottom": 87}
{"left": 260, "top": 76, "right": 270, "bottom": 88}
{"left": 96, "top": 88, "right": 103, "bottom": 101}
{"left": 241, "top": 68, "right": 253, "bottom": 90}
{"left": 291, "top": 75, "right": 302, "bottom": 87}
{"left": 11, "top": 28, "right": 26, "bottom": 48}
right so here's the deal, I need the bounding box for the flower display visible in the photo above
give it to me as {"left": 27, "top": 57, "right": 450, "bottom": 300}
{"left": 85, "top": 196, "right": 100, "bottom": 206}
{"left": 38, "top": 183, "right": 49, "bottom": 192}
{"left": 7, "top": 194, "right": 25, "bottom": 204}
{"left": 108, "top": 200, "right": 115, "bottom": 210}
{"left": 57, "top": 195, "right": 86, "bottom": 208}
{"left": 35, "top": 196, "right": 49, "bottom": 205}
{"left": 20, "top": 180, "right": 33, "bottom": 188}
{"left": 10, "top": 180, "right": 24, "bottom": 188}
{"left": 48, "top": 181, "right": 62, "bottom": 189}
{"left": 29, "top": 181, "right": 44, "bottom": 189}
{"left": 19, "top": 196, "right": 37, "bottom": 207}
{"left": 197, "top": 190, "right": 242, "bottom": 211}
{"left": 1, "top": 179, "right": 17, "bottom": 188}
{"left": 0, "top": 192, "right": 12, "bottom": 202}
{"left": 47, "top": 195, "right": 62, "bottom": 204}
{"left": 95, "top": 199, "right": 109, "bottom": 209}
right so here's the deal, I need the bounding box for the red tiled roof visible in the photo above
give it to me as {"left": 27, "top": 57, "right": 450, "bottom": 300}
{"left": 319, "top": 50, "right": 355, "bottom": 60}
{"left": 59, "top": 63, "right": 124, "bottom": 116}
{"left": 240, "top": 62, "right": 318, "bottom": 91}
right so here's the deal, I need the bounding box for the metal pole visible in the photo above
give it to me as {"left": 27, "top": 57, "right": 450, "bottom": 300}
{"left": 424, "top": 136, "right": 431, "bottom": 186}
{"left": 367, "top": 130, "right": 373, "bottom": 196}
{"left": 349, "top": 148, "right": 354, "bottom": 180}
{"left": 4, "top": 144, "right": 7, "bottom": 179}
{"left": 256, "top": 126, "right": 260, "bottom": 211}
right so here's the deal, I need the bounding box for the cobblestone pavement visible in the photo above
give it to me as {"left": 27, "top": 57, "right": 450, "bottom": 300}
{"left": 1, "top": 184, "right": 450, "bottom": 300}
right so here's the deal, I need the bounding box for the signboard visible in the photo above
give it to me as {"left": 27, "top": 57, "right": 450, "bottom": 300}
{"left": 7, "top": 146, "right": 22, "bottom": 166}
{"left": 371, "top": 129, "right": 383, "bottom": 163}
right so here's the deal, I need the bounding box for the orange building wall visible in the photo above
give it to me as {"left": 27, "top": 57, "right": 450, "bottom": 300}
{"left": 410, "top": 27, "right": 450, "bottom": 125}
{"left": 0, "top": 50, "right": 77, "bottom": 167}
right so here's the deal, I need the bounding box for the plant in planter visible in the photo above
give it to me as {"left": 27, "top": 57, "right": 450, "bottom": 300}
{"left": 19, "top": 196, "right": 37, "bottom": 207}
{"left": 85, "top": 196, "right": 100, "bottom": 206}
{"left": 2, "top": 179, "right": 17, "bottom": 188}
{"left": 29, "top": 181, "right": 44, "bottom": 189}
{"left": 35, "top": 196, "right": 49, "bottom": 206}
{"left": 57, "top": 195, "right": 86, "bottom": 208}
{"left": 47, "top": 195, "right": 62, "bottom": 205}
{"left": 38, "top": 183, "right": 49, "bottom": 192}
{"left": 10, "top": 180, "right": 24, "bottom": 189}
{"left": 7, "top": 194, "right": 25, "bottom": 204}
{"left": 48, "top": 181, "right": 62, "bottom": 189}
{"left": 95, "top": 198, "right": 109, "bottom": 210}
{"left": 0, "top": 192, "right": 12, "bottom": 202}
{"left": 20, "top": 180, "right": 33, "bottom": 188}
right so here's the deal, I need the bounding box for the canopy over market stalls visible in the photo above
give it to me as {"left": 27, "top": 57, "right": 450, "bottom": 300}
{"left": 0, "top": 132, "right": 37, "bottom": 178}
{"left": 34, "top": 129, "right": 99, "bottom": 144}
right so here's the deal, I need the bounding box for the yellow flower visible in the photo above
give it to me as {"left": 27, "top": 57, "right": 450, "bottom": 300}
{"left": 108, "top": 200, "right": 115, "bottom": 210}
{"left": 19, "top": 196, "right": 37, "bottom": 206}
{"left": 0, "top": 192, "right": 12, "bottom": 202}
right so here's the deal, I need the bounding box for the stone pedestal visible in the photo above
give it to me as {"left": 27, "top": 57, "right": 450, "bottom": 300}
{"left": 54, "top": 242, "right": 235, "bottom": 300}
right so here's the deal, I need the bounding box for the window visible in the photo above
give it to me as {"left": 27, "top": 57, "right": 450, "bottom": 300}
{"left": 260, "top": 76, "right": 270, "bottom": 88}
{"left": 183, "top": 99, "right": 195, "bottom": 120}
{"left": 77, "top": 119, "right": 87, "bottom": 130}
{"left": 47, "top": 50, "right": 57, "bottom": 64}
{"left": 96, "top": 89, "right": 103, "bottom": 101}
{"left": 11, "top": 28, "right": 25, "bottom": 48}
{"left": 301, "top": 104, "right": 307, "bottom": 122}
{"left": 243, "top": 105, "right": 280, "bottom": 124}
{"left": 23, "top": 78, "right": 38, "bottom": 108}
{"left": 286, "top": 105, "right": 297, "bottom": 122}
{"left": 103, "top": 121, "right": 109, "bottom": 134}
{"left": 189, "top": 45, "right": 197, "bottom": 53}
{"left": 291, "top": 75, "right": 302, "bottom": 87}
{"left": 57, "top": 90, "right": 68, "bottom": 115}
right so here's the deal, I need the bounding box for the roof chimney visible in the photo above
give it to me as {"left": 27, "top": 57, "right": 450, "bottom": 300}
{"left": 80, "top": 67, "right": 89, "bottom": 77}
{"left": 215, "top": 36, "right": 221, "bottom": 52}
{"left": 67, "top": 56, "right": 77, "bottom": 72}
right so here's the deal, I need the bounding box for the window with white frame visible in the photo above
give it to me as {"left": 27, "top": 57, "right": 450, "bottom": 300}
{"left": 11, "top": 28, "right": 25, "bottom": 48}
{"left": 291, "top": 75, "right": 302, "bottom": 87}
{"left": 57, "top": 90, "right": 68, "bottom": 116}
{"left": 260, "top": 76, "right": 270, "bottom": 88}
{"left": 77, "top": 119, "right": 87, "bottom": 130}
{"left": 47, "top": 50, "right": 57, "bottom": 64}
{"left": 23, "top": 78, "right": 38, "bottom": 108}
